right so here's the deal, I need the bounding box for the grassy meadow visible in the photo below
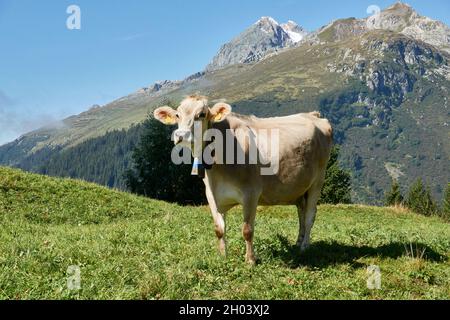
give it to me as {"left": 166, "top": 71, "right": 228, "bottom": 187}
{"left": 0, "top": 167, "right": 448, "bottom": 299}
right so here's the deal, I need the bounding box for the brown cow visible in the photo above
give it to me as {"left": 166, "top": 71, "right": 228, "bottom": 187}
{"left": 154, "top": 95, "right": 333, "bottom": 264}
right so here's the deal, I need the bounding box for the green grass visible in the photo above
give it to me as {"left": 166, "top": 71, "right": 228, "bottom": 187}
{"left": 0, "top": 167, "right": 449, "bottom": 300}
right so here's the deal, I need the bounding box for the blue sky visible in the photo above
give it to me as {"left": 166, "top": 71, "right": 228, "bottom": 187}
{"left": 1, "top": 0, "right": 450, "bottom": 145}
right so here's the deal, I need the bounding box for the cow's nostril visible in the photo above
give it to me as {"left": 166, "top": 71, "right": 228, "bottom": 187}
{"left": 174, "top": 130, "right": 191, "bottom": 144}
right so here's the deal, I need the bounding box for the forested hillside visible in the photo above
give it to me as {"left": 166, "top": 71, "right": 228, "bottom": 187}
{"left": 16, "top": 125, "right": 144, "bottom": 189}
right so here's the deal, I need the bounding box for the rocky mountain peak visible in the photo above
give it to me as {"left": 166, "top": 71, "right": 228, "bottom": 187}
{"left": 206, "top": 16, "right": 307, "bottom": 71}
{"left": 368, "top": 3, "right": 450, "bottom": 53}
{"left": 255, "top": 16, "right": 279, "bottom": 27}
{"left": 281, "top": 20, "right": 307, "bottom": 43}
{"left": 253, "top": 16, "right": 283, "bottom": 36}
{"left": 366, "top": 1, "right": 416, "bottom": 32}
{"left": 312, "top": 3, "right": 450, "bottom": 54}
{"left": 386, "top": 2, "right": 413, "bottom": 12}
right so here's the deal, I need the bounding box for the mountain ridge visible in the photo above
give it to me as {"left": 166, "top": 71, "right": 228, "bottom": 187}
{"left": 310, "top": 2, "right": 450, "bottom": 53}
{"left": 3, "top": 3, "right": 450, "bottom": 153}
{"left": 1, "top": 2, "right": 449, "bottom": 204}
{"left": 205, "top": 16, "right": 308, "bottom": 71}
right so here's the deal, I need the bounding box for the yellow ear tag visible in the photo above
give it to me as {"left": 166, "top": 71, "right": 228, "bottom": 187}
{"left": 214, "top": 114, "right": 222, "bottom": 122}
{"left": 164, "top": 115, "right": 175, "bottom": 124}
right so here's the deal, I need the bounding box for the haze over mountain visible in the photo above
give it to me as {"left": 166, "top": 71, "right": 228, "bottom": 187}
{"left": 0, "top": 2, "right": 449, "bottom": 204}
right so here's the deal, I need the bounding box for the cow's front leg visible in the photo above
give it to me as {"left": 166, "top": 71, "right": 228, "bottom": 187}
{"left": 204, "top": 177, "right": 230, "bottom": 256}
{"left": 214, "top": 211, "right": 227, "bottom": 256}
{"left": 242, "top": 196, "right": 259, "bottom": 265}
{"left": 210, "top": 206, "right": 228, "bottom": 256}
{"left": 213, "top": 203, "right": 234, "bottom": 256}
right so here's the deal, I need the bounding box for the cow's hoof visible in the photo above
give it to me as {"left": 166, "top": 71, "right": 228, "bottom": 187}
{"left": 218, "top": 240, "right": 227, "bottom": 256}
{"left": 245, "top": 255, "right": 257, "bottom": 265}
{"left": 298, "top": 242, "right": 310, "bottom": 253}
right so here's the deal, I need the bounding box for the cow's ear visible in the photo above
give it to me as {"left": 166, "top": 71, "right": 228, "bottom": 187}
{"left": 209, "top": 103, "right": 232, "bottom": 123}
{"left": 153, "top": 106, "right": 178, "bottom": 125}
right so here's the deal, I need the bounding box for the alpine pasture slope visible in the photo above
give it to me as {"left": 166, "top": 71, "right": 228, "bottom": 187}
{"left": 0, "top": 167, "right": 448, "bottom": 299}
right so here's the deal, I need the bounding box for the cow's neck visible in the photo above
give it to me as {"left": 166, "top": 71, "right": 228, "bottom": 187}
{"left": 192, "top": 120, "right": 214, "bottom": 177}
{"left": 194, "top": 115, "right": 251, "bottom": 177}
{"left": 209, "top": 114, "right": 250, "bottom": 166}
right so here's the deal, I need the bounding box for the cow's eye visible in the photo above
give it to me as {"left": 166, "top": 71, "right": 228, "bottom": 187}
{"left": 175, "top": 113, "right": 180, "bottom": 119}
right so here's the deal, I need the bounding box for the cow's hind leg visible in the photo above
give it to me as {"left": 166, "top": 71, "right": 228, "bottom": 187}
{"left": 298, "top": 183, "right": 322, "bottom": 252}
{"left": 242, "top": 195, "right": 259, "bottom": 265}
{"left": 295, "top": 195, "right": 307, "bottom": 247}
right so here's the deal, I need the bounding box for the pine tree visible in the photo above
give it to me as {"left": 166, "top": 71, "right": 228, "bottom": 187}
{"left": 385, "top": 179, "right": 403, "bottom": 206}
{"left": 319, "top": 146, "right": 352, "bottom": 204}
{"left": 405, "top": 178, "right": 437, "bottom": 216}
{"left": 125, "top": 117, "right": 206, "bottom": 205}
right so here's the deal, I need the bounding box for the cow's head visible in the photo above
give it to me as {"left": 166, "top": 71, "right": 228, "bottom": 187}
{"left": 153, "top": 95, "right": 231, "bottom": 148}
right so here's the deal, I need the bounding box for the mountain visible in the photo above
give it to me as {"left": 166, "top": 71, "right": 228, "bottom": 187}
{"left": 206, "top": 17, "right": 307, "bottom": 71}
{"left": 368, "top": 3, "right": 450, "bottom": 53}
{"left": 0, "top": 3, "right": 449, "bottom": 204}
{"left": 312, "top": 2, "right": 450, "bottom": 53}
{"left": 281, "top": 20, "right": 308, "bottom": 43}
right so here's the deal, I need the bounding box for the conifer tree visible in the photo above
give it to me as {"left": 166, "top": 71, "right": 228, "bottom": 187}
{"left": 319, "top": 146, "right": 352, "bottom": 204}
{"left": 385, "top": 179, "right": 403, "bottom": 206}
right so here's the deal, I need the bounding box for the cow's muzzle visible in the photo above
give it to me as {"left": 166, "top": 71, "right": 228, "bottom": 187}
{"left": 173, "top": 130, "right": 192, "bottom": 145}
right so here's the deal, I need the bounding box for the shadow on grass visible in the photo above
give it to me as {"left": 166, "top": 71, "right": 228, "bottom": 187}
{"left": 268, "top": 235, "right": 447, "bottom": 269}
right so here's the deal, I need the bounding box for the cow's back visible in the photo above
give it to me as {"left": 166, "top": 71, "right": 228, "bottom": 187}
{"left": 208, "top": 112, "right": 333, "bottom": 206}
{"left": 252, "top": 113, "right": 333, "bottom": 205}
